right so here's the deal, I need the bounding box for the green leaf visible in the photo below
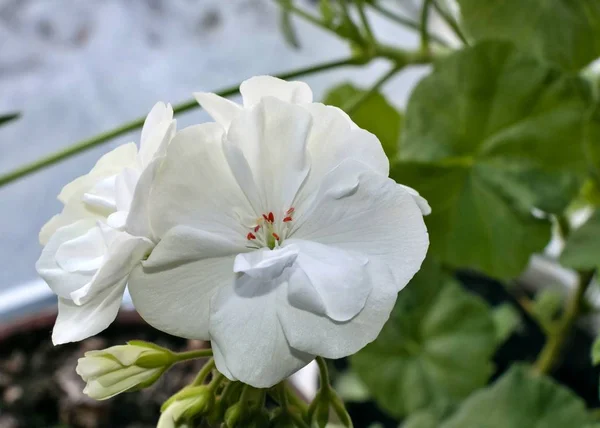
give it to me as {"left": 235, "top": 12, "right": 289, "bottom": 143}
{"left": 333, "top": 371, "right": 371, "bottom": 403}
{"left": 279, "top": 0, "right": 300, "bottom": 49}
{"left": 319, "top": 0, "right": 335, "bottom": 25}
{"left": 0, "top": 112, "right": 20, "bottom": 127}
{"left": 401, "top": 403, "right": 455, "bottom": 428}
{"left": 440, "top": 365, "right": 592, "bottom": 428}
{"left": 323, "top": 83, "right": 402, "bottom": 159}
{"left": 350, "top": 261, "right": 496, "bottom": 418}
{"left": 592, "top": 336, "right": 600, "bottom": 365}
{"left": 394, "top": 41, "right": 592, "bottom": 278}
{"left": 585, "top": 105, "right": 600, "bottom": 184}
{"left": 531, "top": 289, "right": 564, "bottom": 326}
{"left": 492, "top": 303, "right": 521, "bottom": 345}
{"left": 560, "top": 210, "right": 600, "bottom": 270}
{"left": 456, "top": 0, "right": 600, "bottom": 71}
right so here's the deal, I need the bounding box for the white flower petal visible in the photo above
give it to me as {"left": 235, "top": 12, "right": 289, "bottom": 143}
{"left": 233, "top": 245, "right": 299, "bottom": 281}
{"left": 146, "top": 123, "right": 252, "bottom": 243}
{"left": 52, "top": 280, "right": 126, "bottom": 345}
{"left": 125, "top": 157, "right": 162, "bottom": 239}
{"left": 226, "top": 97, "right": 312, "bottom": 212}
{"left": 294, "top": 160, "right": 429, "bottom": 290}
{"left": 54, "top": 225, "right": 106, "bottom": 273}
{"left": 36, "top": 219, "right": 97, "bottom": 298}
{"left": 193, "top": 92, "right": 242, "bottom": 128}
{"left": 278, "top": 258, "right": 397, "bottom": 358}
{"left": 240, "top": 76, "right": 313, "bottom": 107}
{"left": 209, "top": 276, "right": 313, "bottom": 388}
{"left": 115, "top": 167, "right": 141, "bottom": 213}
{"left": 57, "top": 143, "right": 138, "bottom": 205}
{"left": 139, "top": 102, "right": 175, "bottom": 166}
{"left": 70, "top": 230, "right": 154, "bottom": 306}
{"left": 398, "top": 184, "right": 432, "bottom": 215}
{"left": 129, "top": 226, "right": 242, "bottom": 340}
{"left": 285, "top": 239, "right": 370, "bottom": 322}
{"left": 40, "top": 144, "right": 139, "bottom": 245}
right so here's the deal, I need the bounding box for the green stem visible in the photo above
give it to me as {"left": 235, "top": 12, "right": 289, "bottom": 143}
{"left": 191, "top": 358, "right": 216, "bottom": 386}
{"left": 557, "top": 214, "right": 571, "bottom": 240}
{"left": 316, "top": 357, "right": 331, "bottom": 388}
{"left": 0, "top": 56, "right": 361, "bottom": 188}
{"left": 285, "top": 382, "right": 309, "bottom": 413}
{"left": 207, "top": 372, "right": 226, "bottom": 392}
{"left": 432, "top": 0, "right": 468, "bottom": 45}
{"left": 368, "top": 2, "right": 448, "bottom": 47}
{"left": 420, "top": 0, "right": 433, "bottom": 53}
{"left": 173, "top": 348, "right": 213, "bottom": 362}
{"left": 343, "top": 65, "right": 401, "bottom": 114}
{"left": 533, "top": 270, "right": 595, "bottom": 374}
{"left": 356, "top": 0, "right": 376, "bottom": 47}
{"left": 275, "top": 0, "right": 333, "bottom": 33}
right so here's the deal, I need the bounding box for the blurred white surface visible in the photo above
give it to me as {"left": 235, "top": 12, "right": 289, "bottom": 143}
{"left": 0, "top": 0, "right": 428, "bottom": 292}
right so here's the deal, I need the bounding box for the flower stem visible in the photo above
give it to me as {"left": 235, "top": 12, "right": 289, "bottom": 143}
{"left": 343, "top": 65, "right": 402, "bottom": 114}
{"left": 0, "top": 56, "right": 361, "bottom": 188}
{"left": 356, "top": 0, "right": 376, "bottom": 47}
{"left": 191, "top": 358, "right": 216, "bottom": 386}
{"left": 533, "top": 269, "right": 595, "bottom": 374}
{"left": 420, "top": 0, "right": 433, "bottom": 53}
{"left": 368, "top": 2, "right": 449, "bottom": 47}
{"left": 315, "top": 356, "right": 331, "bottom": 387}
{"left": 432, "top": 0, "right": 468, "bottom": 45}
{"left": 173, "top": 348, "right": 213, "bottom": 362}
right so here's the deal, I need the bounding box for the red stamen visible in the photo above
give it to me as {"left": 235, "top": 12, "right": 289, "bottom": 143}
{"left": 262, "top": 214, "right": 269, "bottom": 222}
{"left": 253, "top": 225, "right": 261, "bottom": 232}
{"left": 283, "top": 216, "right": 293, "bottom": 222}
{"left": 247, "top": 232, "right": 256, "bottom": 240}
{"left": 272, "top": 232, "right": 280, "bottom": 240}
{"left": 286, "top": 207, "right": 295, "bottom": 215}
{"left": 268, "top": 212, "right": 275, "bottom": 223}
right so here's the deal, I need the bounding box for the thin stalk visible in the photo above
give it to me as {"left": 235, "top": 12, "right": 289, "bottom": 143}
{"left": 173, "top": 348, "right": 213, "bottom": 362}
{"left": 533, "top": 270, "right": 595, "bottom": 374}
{"left": 315, "top": 357, "right": 331, "bottom": 387}
{"left": 191, "top": 358, "right": 215, "bottom": 386}
{"left": 275, "top": 0, "right": 333, "bottom": 32}
{"left": 432, "top": 0, "right": 468, "bottom": 45}
{"left": 368, "top": 2, "right": 449, "bottom": 47}
{"left": 356, "top": 0, "right": 376, "bottom": 46}
{"left": 420, "top": 0, "right": 434, "bottom": 52}
{"left": 343, "top": 65, "right": 401, "bottom": 114}
{"left": 0, "top": 56, "right": 361, "bottom": 188}
{"left": 285, "top": 382, "right": 309, "bottom": 413}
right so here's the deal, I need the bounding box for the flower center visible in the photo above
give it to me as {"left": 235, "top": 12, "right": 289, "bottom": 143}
{"left": 246, "top": 207, "right": 295, "bottom": 250}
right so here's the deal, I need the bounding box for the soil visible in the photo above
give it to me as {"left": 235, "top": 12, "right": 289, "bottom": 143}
{"left": 0, "top": 312, "right": 210, "bottom": 428}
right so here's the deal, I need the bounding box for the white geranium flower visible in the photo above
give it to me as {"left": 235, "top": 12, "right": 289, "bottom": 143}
{"left": 128, "top": 77, "right": 429, "bottom": 388}
{"left": 36, "top": 103, "right": 175, "bottom": 344}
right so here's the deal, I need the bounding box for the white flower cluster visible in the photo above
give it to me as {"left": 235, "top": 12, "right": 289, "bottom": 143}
{"left": 37, "top": 76, "right": 430, "bottom": 388}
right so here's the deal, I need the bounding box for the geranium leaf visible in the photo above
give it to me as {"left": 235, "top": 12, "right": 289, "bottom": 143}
{"left": 392, "top": 41, "right": 592, "bottom": 278}
{"left": 456, "top": 0, "right": 600, "bottom": 71}
{"left": 440, "top": 365, "right": 592, "bottom": 427}
{"left": 323, "top": 83, "right": 402, "bottom": 159}
{"left": 560, "top": 210, "right": 600, "bottom": 270}
{"left": 350, "top": 261, "right": 496, "bottom": 418}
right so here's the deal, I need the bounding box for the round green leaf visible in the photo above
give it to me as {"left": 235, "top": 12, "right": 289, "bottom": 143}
{"left": 394, "top": 41, "right": 591, "bottom": 278}
{"left": 350, "top": 262, "right": 496, "bottom": 418}
{"left": 457, "top": 0, "right": 600, "bottom": 71}
{"left": 323, "top": 82, "right": 402, "bottom": 159}
{"left": 440, "top": 365, "right": 592, "bottom": 428}
{"left": 560, "top": 210, "right": 600, "bottom": 270}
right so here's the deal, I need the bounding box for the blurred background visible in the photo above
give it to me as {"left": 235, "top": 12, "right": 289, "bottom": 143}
{"left": 0, "top": 0, "right": 435, "bottom": 321}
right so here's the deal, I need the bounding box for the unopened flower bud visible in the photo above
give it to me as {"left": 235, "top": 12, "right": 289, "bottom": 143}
{"left": 76, "top": 341, "right": 173, "bottom": 400}
{"left": 158, "top": 386, "right": 215, "bottom": 428}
